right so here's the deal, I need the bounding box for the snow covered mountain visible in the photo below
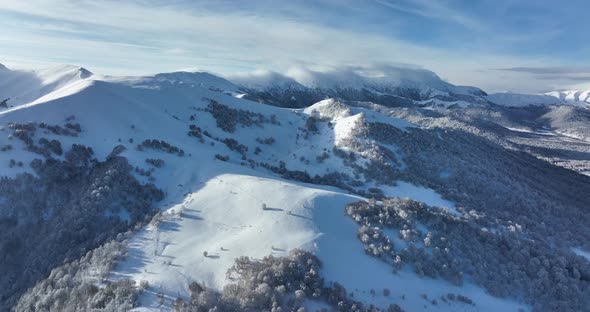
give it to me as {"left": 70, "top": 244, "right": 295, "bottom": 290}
{"left": 228, "top": 66, "right": 488, "bottom": 108}
{"left": 0, "top": 63, "right": 94, "bottom": 107}
{"left": 486, "top": 90, "right": 590, "bottom": 108}
{"left": 2, "top": 63, "right": 590, "bottom": 312}
{"left": 545, "top": 89, "right": 590, "bottom": 104}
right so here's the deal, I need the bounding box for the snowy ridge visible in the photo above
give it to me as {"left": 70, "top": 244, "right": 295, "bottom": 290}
{"left": 545, "top": 89, "right": 590, "bottom": 104}
{"left": 0, "top": 66, "right": 245, "bottom": 111}
{"left": 227, "top": 66, "right": 487, "bottom": 107}
{"left": 152, "top": 71, "right": 241, "bottom": 94}
{"left": 0, "top": 64, "right": 94, "bottom": 107}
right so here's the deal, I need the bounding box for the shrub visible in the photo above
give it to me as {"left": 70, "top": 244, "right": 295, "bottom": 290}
{"left": 205, "top": 100, "right": 277, "bottom": 133}
{"left": 1, "top": 144, "right": 12, "bottom": 151}
{"left": 138, "top": 139, "right": 184, "bottom": 156}
{"left": 215, "top": 154, "right": 230, "bottom": 162}
{"left": 256, "top": 137, "right": 275, "bottom": 145}
{"left": 145, "top": 158, "right": 165, "bottom": 168}
{"left": 177, "top": 250, "right": 375, "bottom": 311}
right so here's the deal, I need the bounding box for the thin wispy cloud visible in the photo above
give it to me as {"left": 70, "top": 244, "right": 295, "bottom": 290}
{"left": 494, "top": 67, "right": 590, "bottom": 90}
{"left": 499, "top": 67, "right": 590, "bottom": 75}
{"left": 375, "top": 0, "right": 484, "bottom": 31}
{"left": 0, "top": 0, "right": 588, "bottom": 93}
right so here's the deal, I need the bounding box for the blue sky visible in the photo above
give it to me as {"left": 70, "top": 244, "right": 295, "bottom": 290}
{"left": 1, "top": 0, "right": 589, "bottom": 93}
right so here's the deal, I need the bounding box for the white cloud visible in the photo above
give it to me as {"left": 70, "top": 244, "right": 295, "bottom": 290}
{"left": 0, "top": 0, "right": 586, "bottom": 93}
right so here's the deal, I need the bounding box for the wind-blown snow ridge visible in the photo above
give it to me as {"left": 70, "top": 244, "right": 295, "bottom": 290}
{"left": 227, "top": 66, "right": 486, "bottom": 98}
{"left": 0, "top": 64, "right": 94, "bottom": 107}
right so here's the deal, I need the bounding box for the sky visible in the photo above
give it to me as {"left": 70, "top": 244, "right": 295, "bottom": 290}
{"left": 0, "top": 0, "right": 589, "bottom": 93}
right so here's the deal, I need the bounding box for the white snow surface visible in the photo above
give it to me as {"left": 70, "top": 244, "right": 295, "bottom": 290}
{"left": 0, "top": 64, "right": 94, "bottom": 107}
{"left": 0, "top": 64, "right": 527, "bottom": 311}
{"left": 115, "top": 172, "right": 526, "bottom": 312}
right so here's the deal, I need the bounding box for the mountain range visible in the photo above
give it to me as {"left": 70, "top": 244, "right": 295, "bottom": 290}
{"left": 0, "top": 63, "right": 589, "bottom": 312}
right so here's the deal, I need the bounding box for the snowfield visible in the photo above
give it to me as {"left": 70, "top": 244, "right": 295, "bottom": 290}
{"left": 112, "top": 173, "right": 357, "bottom": 310}
{"left": 113, "top": 171, "right": 526, "bottom": 312}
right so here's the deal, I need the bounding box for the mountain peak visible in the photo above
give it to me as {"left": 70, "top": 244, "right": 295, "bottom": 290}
{"left": 38, "top": 64, "right": 94, "bottom": 79}
{"left": 78, "top": 67, "right": 93, "bottom": 79}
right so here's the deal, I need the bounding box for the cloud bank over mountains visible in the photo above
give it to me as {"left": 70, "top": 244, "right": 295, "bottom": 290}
{"left": 1, "top": 0, "right": 589, "bottom": 93}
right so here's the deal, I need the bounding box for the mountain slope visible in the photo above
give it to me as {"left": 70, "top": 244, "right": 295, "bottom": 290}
{"left": 0, "top": 64, "right": 94, "bottom": 107}
{"left": 114, "top": 173, "right": 524, "bottom": 312}
{"left": 2, "top": 64, "right": 590, "bottom": 312}
{"left": 2, "top": 70, "right": 500, "bottom": 312}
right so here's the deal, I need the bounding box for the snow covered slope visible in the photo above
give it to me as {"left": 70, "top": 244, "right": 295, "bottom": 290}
{"left": 545, "top": 89, "right": 590, "bottom": 104}
{"left": 8, "top": 63, "right": 590, "bottom": 312}
{"left": 0, "top": 63, "right": 94, "bottom": 107}
{"left": 114, "top": 173, "right": 525, "bottom": 312}
{"left": 0, "top": 65, "right": 529, "bottom": 311}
